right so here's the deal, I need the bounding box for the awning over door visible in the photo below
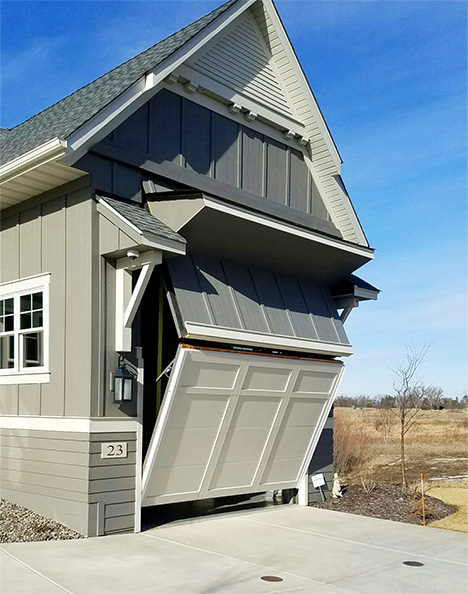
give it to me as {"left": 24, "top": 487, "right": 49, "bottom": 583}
{"left": 166, "top": 254, "right": 352, "bottom": 357}
{"left": 142, "top": 346, "right": 343, "bottom": 507}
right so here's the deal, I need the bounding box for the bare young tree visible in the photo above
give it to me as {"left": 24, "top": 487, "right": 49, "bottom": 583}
{"left": 392, "top": 344, "right": 430, "bottom": 488}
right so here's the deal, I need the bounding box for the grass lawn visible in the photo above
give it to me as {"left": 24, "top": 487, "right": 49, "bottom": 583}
{"left": 428, "top": 487, "right": 468, "bottom": 533}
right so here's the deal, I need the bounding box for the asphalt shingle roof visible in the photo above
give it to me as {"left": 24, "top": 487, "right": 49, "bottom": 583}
{"left": 98, "top": 195, "right": 186, "bottom": 245}
{"left": 0, "top": 0, "right": 238, "bottom": 166}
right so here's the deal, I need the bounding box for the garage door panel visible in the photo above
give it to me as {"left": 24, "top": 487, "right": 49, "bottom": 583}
{"left": 283, "top": 398, "right": 328, "bottom": 426}
{"left": 209, "top": 460, "right": 260, "bottom": 490}
{"left": 217, "top": 426, "right": 273, "bottom": 463}
{"left": 230, "top": 396, "right": 282, "bottom": 428}
{"left": 293, "top": 370, "right": 337, "bottom": 394}
{"left": 181, "top": 360, "right": 240, "bottom": 389}
{"left": 169, "top": 394, "right": 230, "bottom": 428}
{"left": 260, "top": 457, "right": 303, "bottom": 484}
{"left": 142, "top": 348, "right": 343, "bottom": 506}
{"left": 155, "top": 426, "right": 223, "bottom": 468}
{"left": 242, "top": 366, "right": 292, "bottom": 392}
{"left": 267, "top": 425, "right": 315, "bottom": 460}
{"left": 146, "top": 464, "right": 208, "bottom": 497}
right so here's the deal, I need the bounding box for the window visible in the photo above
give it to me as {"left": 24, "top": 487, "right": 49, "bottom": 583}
{"left": 0, "top": 274, "right": 50, "bottom": 383}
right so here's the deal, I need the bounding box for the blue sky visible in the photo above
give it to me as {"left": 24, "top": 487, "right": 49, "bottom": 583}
{"left": 2, "top": 0, "right": 467, "bottom": 398}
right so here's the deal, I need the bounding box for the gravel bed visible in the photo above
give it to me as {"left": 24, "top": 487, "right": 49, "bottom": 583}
{"left": 310, "top": 483, "right": 457, "bottom": 525}
{"left": 0, "top": 499, "right": 84, "bottom": 543}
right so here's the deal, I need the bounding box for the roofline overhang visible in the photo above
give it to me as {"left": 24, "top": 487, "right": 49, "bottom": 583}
{"left": 0, "top": 137, "right": 89, "bottom": 211}
{"left": 149, "top": 191, "right": 374, "bottom": 261}
{"left": 0, "top": 137, "right": 65, "bottom": 185}
{"left": 206, "top": 194, "right": 374, "bottom": 259}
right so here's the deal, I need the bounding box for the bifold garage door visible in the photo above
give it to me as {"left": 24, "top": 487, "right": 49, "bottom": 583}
{"left": 142, "top": 346, "right": 343, "bottom": 506}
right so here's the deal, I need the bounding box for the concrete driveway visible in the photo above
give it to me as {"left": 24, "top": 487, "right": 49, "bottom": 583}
{"left": 1, "top": 506, "right": 466, "bottom": 594}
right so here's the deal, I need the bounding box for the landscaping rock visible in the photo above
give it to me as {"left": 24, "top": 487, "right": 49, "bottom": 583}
{"left": 0, "top": 499, "right": 84, "bottom": 543}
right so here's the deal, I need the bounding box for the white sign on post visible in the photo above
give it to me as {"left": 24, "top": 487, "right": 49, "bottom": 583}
{"left": 311, "top": 473, "right": 325, "bottom": 488}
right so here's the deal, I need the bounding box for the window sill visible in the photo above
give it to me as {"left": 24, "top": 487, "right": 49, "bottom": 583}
{"left": 0, "top": 372, "right": 50, "bottom": 385}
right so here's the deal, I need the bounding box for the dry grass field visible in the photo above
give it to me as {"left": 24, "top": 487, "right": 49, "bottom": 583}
{"left": 334, "top": 407, "right": 468, "bottom": 531}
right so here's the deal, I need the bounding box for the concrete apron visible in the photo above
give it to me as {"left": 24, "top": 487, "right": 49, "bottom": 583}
{"left": 1, "top": 506, "right": 467, "bottom": 594}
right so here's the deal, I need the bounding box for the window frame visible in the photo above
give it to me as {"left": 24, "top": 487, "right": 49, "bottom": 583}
{"left": 0, "top": 274, "right": 50, "bottom": 384}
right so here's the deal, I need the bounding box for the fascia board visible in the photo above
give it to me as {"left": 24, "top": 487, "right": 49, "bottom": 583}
{"left": 332, "top": 175, "right": 369, "bottom": 247}
{"left": 354, "top": 286, "right": 379, "bottom": 301}
{"left": 64, "top": 75, "right": 163, "bottom": 165}
{"left": 261, "top": 0, "right": 342, "bottom": 169}
{"left": 0, "top": 138, "right": 66, "bottom": 184}
{"left": 302, "top": 153, "right": 369, "bottom": 248}
{"left": 183, "top": 322, "right": 354, "bottom": 357}
{"left": 64, "top": 0, "right": 257, "bottom": 166}
{"left": 202, "top": 195, "right": 374, "bottom": 260}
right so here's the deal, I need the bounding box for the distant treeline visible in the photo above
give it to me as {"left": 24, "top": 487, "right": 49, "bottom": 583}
{"left": 335, "top": 390, "right": 468, "bottom": 410}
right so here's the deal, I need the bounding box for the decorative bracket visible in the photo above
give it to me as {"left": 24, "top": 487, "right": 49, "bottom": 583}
{"left": 115, "top": 250, "right": 161, "bottom": 352}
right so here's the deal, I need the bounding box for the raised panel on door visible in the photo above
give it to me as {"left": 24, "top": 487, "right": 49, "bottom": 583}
{"left": 142, "top": 347, "right": 343, "bottom": 507}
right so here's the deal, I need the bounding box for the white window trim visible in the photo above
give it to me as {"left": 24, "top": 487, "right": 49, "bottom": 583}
{"left": 0, "top": 273, "right": 50, "bottom": 384}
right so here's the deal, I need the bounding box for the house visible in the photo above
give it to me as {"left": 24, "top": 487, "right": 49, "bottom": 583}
{"left": 0, "top": 0, "right": 378, "bottom": 536}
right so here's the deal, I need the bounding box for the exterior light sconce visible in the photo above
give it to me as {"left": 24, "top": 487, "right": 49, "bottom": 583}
{"left": 111, "top": 356, "right": 136, "bottom": 404}
{"left": 228, "top": 103, "right": 242, "bottom": 114}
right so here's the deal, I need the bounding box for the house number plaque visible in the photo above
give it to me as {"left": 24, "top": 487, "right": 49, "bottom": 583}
{"left": 101, "top": 442, "right": 128, "bottom": 459}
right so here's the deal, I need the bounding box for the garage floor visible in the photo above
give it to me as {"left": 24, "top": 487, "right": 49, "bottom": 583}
{"left": 1, "top": 506, "right": 466, "bottom": 594}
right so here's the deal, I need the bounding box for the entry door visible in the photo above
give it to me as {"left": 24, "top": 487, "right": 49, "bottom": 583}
{"left": 142, "top": 346, "right": 343, "bottom": 507}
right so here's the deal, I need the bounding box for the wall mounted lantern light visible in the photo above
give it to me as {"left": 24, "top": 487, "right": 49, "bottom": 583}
{"left": 112, "top": 356, "right": 135, "bottom": 403}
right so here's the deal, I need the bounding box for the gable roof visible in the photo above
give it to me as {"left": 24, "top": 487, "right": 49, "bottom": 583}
{"left": 0, "top": 0, "right": 238, "bottom": 167}
{"left": 98, "top": 195, "right": 186, "bottom": 246}
{"left": 1, "top": 0, "right": 370, "bottom": 253}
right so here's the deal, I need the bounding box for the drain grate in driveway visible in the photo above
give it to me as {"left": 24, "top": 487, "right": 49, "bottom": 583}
{"left": 260, "top": 576, "right": 284, "bottom": 582}
{"left": 403, "top": 561, "right": 424, "bottom": 567}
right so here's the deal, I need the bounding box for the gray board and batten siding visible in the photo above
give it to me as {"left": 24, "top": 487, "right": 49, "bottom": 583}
{"left": 0, "top": 178, "right": 100, "bottom": 418}
{"left": 166, "top": 254, "right": 349, "bottom": 346}
{"left": 78, "top": 89, "right": 330, "bottom": 221}
{"left": 0, "top": 427, "right": 137, "bottom": 536}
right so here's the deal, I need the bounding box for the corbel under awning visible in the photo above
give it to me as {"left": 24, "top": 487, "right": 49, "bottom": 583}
{"left": 116, "top": 250, "right": 161, "bottom": 352}
{"left": 331, "top": 274, "right": 380, "bottom": 323}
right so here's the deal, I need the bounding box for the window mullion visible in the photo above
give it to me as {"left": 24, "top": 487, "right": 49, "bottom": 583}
{"left": 15, "top": 294, "right": 21, "bottom": 373}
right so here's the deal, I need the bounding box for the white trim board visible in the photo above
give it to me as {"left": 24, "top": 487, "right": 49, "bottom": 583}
{"left": 183, "top": 322, "right": 353, "bottom": 357}
{"left": 0, "top": 416, "right": 139, "bottom": 433}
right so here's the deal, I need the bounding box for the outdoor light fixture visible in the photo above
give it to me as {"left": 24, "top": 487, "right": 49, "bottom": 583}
{"left": 112, "top": 356, "right": 135, "bottom": 403}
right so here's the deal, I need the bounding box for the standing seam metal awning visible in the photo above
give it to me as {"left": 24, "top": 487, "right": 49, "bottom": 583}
{"left": 166, "top": 254, "right": 352, "bottom": 356}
